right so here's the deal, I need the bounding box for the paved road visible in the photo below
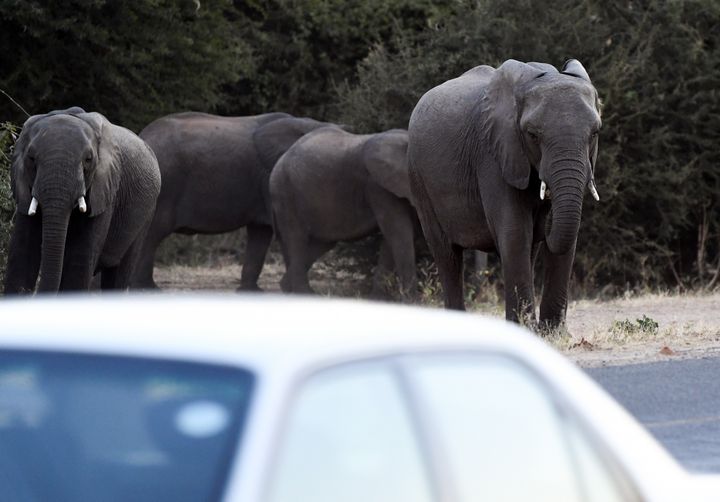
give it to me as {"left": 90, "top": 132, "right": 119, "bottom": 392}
{"left": 587, "top": 357, "right": 720, "bottom": 473}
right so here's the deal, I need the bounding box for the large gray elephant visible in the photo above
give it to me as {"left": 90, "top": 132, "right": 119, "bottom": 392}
{"left": 270, "top": 127, "right": 417, "bottom": 298}
{"left": 4, "top": 107, "right": 161, "bottom": 294}
{"left": 408, "top": 59, "right": 602, "bottom": 327}
{"left": 133, "top": 112, "right": 334, "bottom": 290}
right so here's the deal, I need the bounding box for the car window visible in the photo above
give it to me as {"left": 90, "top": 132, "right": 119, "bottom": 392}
{"left": 0, "top": 350, "right": 253, "bottom": 502}
{"left": 409, "top": 355, "right": 631, "bottom": 502}
{"left": 564, "top": 412, "right": 635, "bottom": 502}
{"left": 267, "top": 363, "right": 434, "bottom": 502}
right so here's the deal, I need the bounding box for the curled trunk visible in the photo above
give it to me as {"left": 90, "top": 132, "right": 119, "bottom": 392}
{"left": 545, "top": 161, "right": 587, "bottom": 255}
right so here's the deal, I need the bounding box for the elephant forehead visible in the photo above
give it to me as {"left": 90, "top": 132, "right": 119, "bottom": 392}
{"left": 523, "top": 78, "right": 597, "bottom": 106}
{"left": 34, "top": 115, "right": 95, "bottom": 146}
{"left": 521, "top": 81, "right": 599, "bottom": 123}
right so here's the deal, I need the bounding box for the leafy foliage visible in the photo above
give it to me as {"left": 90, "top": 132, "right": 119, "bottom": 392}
{"left": 0, "top": 122, "right": 17, "bottom": 284}
{"left": 0, "top": 0, "right": 251, "bottom": 130}
{"left": 221, "top": 0, "right": 451, "bottom": 118}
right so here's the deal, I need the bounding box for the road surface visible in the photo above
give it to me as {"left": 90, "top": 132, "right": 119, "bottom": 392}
{"left": 587, "top": 357, "right": 720, "bottom": 473}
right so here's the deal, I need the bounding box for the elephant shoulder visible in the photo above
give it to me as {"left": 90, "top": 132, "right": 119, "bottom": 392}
{"left": 460, "top": 64, "right": 495, "bottom": 80}
{"left": 410, "top": 69, "right": 487, "bottom": 142}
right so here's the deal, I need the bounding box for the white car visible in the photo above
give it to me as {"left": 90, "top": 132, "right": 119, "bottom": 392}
{"left": 0, "top": 295, "right": 717, "bottom": 502}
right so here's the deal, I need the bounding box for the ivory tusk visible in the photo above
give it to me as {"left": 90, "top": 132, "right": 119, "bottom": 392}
{"left": 78, "top": 196, "right": 87, "bottom": 213}
{"left": 28, "top": 197, "right": 38, "bottom": 216}
{"left": 589, "top": 180, "right": 600, "bottom": 202}
{"left": 540, "top": 181, "right": 546, "bottom": 200}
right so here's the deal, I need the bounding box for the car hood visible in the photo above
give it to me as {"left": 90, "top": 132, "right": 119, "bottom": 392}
{"left": 688, "top": 474, "right": 720, "bottom": 501}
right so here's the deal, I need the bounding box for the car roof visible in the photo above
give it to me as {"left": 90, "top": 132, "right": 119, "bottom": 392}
{"left": 0, "top": 293, "right": 544, "bottom": 370}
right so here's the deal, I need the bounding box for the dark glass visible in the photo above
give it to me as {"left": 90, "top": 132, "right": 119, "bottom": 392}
{"left": 0, "top": 350, "right": 254, "bottom": 502}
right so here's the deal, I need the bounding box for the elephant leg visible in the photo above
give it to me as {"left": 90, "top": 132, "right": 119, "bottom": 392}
{"left": 132, "top": 208, "right": 175, "bottom": 290}
{"left": 283, "top": 237, "right": 333, "bottom": 294}
{"left": 132, "top": 234, "right": 164, "bottom": 290}
{"left": 277, "top": 235, "right": 293, "bottom": 293}
{"left": 4, "top": 213, "right": 41, "bottom": 294}
{"left": 539, "top": 240, "right": 577, "bottom": 329}
{"left": 99, "top": 240, "right": 143, "bottom": 291}
{"left": 371, "top": 239, "right": 394, "bottom": 298}
{"left": 411, "top": 177, "right": 464, "bottom": 309}
{"left": 278, "top": 224, "right": 314, "bottom": 294}
{"left": 497, "top": 232, "right": 536, "bottom": 326}
{"left": 367, "top": 186, "right": 418, "bottom": 300}
{"left": 60, "top": 215, "right": 99, "bottom": 291}
{"left": 238, "top": 223, "right": 273, "bottom": 291}
{"left": 435, "top": 243, "right": 465, "bottom": 310}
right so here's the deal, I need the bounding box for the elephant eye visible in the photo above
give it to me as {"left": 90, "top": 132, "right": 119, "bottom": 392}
{"left": 528, "top": 132, "right": 539, "bottom": 143}
{"left": 83, "top": 153, "right": 93, "bottom": 165}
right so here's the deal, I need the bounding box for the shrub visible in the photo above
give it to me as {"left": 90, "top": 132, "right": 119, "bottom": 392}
{"left": 0, "top": 122, "right": 17, "bottom": 284}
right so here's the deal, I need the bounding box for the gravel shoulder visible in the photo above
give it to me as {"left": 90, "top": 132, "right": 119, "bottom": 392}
{"left": 154, "top": 264, "right": 720, "bottom": 369}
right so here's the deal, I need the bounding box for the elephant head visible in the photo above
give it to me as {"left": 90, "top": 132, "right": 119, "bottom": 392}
{"left": 11, "top": 107, "right": 118, "bottom": 291}
{"left": 475, "top": 59, "right": 602, "bottom": 255}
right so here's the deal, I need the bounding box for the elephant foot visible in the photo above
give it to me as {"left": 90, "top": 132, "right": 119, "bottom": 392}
{"left": 237, "top": 283, "right": 264, "bottom": 293}
{"left": 369, "top": 288, "right": 392, "bottom": 301}
{"left": 131, "top": 281, "right": 161, "bottom": 291}
{"left": 537, "top": 315, "right": 566, "bottom": 334}
{"left": 280, "top": 274, "right": 292, "bottom": 293}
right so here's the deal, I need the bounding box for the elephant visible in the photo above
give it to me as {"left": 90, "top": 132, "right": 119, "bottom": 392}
{"left": 408, "top": 59, "right": 602, "bottom": 328}
{"left": 269, "top": 127, "right": 418, "bottom": 298}
{"left": 4, "top": 107, "right": 161, "bottom": 294}
{"left": 132, "top": 112, "right": 335, "bottom": 290}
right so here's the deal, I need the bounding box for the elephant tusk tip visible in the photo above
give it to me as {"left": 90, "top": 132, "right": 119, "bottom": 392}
{"left": 28, "top": 197, "right": 38, "bottom": 216}
{"left": 589, "top": 181, "right": 600, "bottom": 202}
{"left": 540, "top": 181, "right": 546, "bottom": 200}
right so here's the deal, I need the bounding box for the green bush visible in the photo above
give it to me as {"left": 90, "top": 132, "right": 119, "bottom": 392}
{"left": 0, "top": 122, "right": 17, "bottom": 284}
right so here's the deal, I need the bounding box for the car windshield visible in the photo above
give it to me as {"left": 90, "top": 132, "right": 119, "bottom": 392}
{"left": 0, "top": 350, "right": 254, "bottom": 502}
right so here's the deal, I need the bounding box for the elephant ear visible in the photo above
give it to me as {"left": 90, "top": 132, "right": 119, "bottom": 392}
{"left": 364, "top": 130, "right": 412, "bottom": 201}
{"left": 76, "top": 112, "right": 119, "bottom": 217}
{"left": 562, "top": 59, "right": 592, "bottom": 82}
{"left": 10, "top": 114, "right": 46, "bottom": 215}
{"left": 589, "top": 132, "right": 599, "bottom": 177}
{"left": 478, "top": 59, "right": 546, "bottom": 190}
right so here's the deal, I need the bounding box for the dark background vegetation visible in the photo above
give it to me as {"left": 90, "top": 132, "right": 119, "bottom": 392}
{"left": 1, "top": 0, "right": 718, "bottom": 294}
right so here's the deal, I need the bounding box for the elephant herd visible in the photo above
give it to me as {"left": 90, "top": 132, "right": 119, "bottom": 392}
{"left": 4, "top": 58, "right": 602, "bottom": 329}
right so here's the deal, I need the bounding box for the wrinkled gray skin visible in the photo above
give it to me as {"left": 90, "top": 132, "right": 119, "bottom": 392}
{"left": 4, "top": 107, "right": 161, "bottom": 294}
{"left": 133, "top": 112, "right": 334, "bottom": 290}
{"left": 270, "top": 127, "right": 417, "bottom": 298}
{"left": 409, "top": 59, "right": 602, "bottom": 327}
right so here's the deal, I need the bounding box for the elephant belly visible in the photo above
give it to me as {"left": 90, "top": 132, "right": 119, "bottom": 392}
{"left": 301, "top": 192, "right": 377, "bottom": 242}
{"left": 420, "top": 176, "right": 496, "bottom": 252}
{"left": 172, "top": 163, "right": 269, "bottom": 233}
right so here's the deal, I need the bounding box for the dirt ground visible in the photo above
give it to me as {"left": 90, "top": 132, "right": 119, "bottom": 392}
{"left": 154, "top": 260, "right": 720, "bottom": 369}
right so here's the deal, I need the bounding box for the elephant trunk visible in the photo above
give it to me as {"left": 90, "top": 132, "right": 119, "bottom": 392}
{"left": 545, "top": 158, "right": 587, "bottom": 255}
{"left": 37, "top": 202, "right": 71, "bottom": 293}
